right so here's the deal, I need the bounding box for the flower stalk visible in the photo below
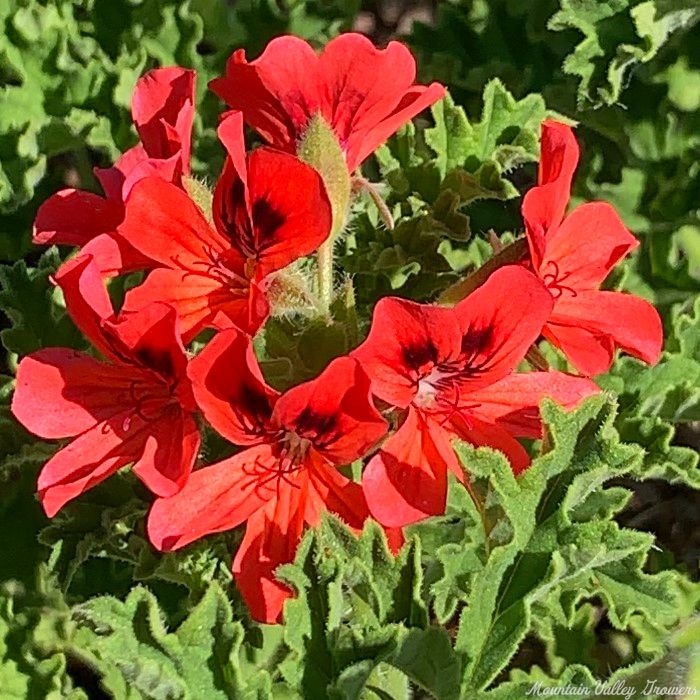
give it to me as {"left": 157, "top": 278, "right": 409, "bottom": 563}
{"left": 297, "top": 114, "right": 352, "bottom": 314}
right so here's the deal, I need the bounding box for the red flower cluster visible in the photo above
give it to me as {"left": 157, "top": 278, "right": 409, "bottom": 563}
{"left": 12, "top": 34, "right": 662, "bottom": 623}
{"left": 149, "top": 332, "right": 386, "bottom": 621}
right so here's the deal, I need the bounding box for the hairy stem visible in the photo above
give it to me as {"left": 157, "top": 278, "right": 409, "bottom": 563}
{"left": 353, "top": 175, "right": 395, "bottom": 230}
{"left": 525, "top": 345, "right": 550, "bottom": 371}
{"left": 317, "top": 237, "right": 335, "bottom": 315}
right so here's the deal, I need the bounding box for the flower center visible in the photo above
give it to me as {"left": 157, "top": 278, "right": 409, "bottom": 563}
{"left": 413, "top": 364, "right": 482, "bottom": 429}
{"left": 120, "top": 378, "right": 172, "bottom": 432}
{"left": 540, "top": 260, "right": 577, "bottom": 300}
{"left": 174, "top": 245, "right": 250, "bottom": 292}
{"left": 278, "top": 430, "right": 312, "bottom": 471}
{"left": 415, "top": 367, "right": 447, "bottom": 408}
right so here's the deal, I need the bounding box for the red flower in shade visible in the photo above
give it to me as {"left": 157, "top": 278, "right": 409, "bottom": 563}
{"left": 351, "top": 266, "right": 599, "bottom": 528}
{"left": 119, "top": 113, "right": 332, "bottom": 341}
{"left": 147, "top": 329, "right": 387, "bottom": 623}
{"left": 523, "top": 120, "right": 663, "bottom": 375}
{"left": 33, "top": 67, "right": 195, "bottom": 276}
{"left": 209, "top": 33, "right": 445, "bottom": 173}
{"left": 10, "top": 257, "right": 199, "bottom": 517}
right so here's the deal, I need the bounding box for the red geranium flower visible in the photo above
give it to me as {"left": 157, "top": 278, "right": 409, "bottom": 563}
{"left": 33, "top": 67, "right": 195, "bottom": 276}
{"left": 11, "top": 257, "right": 200, "bottom": 517}
{"left": 147, "top": 329, "right": 387, "bottom": 623}
{"left": 118, "top": 113, "right": 332, "bottom": 341}
{"left": 523, "top": 120, "right": 663, "bottom": 375}
{"left": 209, "top": 33, "right": 445, "bottom": 173}
{"left": 352, "top": 266, "right": 599, "bottom": 528}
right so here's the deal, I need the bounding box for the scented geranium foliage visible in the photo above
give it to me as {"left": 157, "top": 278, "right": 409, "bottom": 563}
{"left": 1, "top": 15, "right": 698, "bottom": 700}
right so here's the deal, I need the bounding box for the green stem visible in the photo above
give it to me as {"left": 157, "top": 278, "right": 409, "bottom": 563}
{"left": 317, "top": 237, "right": 334, "bottom": 315}
{"left": 74, "top": 146, "right": 98, "bottom": 191}
{"left": 342, "top": 278, "right": 360, "bottom": 349}
{"left": 525, "top": 345, "right": 550, "bottom": 371}
{"left": 353, "top": 175, "right": 395, "bottom": 230}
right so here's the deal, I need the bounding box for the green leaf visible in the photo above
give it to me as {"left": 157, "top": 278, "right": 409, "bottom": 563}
{"left": 275, "top": 515, "right": 460, "bottom": 699}
{"left": 480, "top": 664, "right": 597, "bottom": 699}
{"left": 0, "top": 569, "right": 87, "bottom": 700}
{"left": 38, "top": 474, "right": 236, "bottom": 606}
{"left": 344, "top": 81, "right": 553, "bottom": 310}
{"left": 0, "top": 247, "right": 84, "bottom": 356}
{"left": 607, "top": 612, "right": 700, "bottom": 696}
{"left": 426, "top": 83, "right": 552, "bottom": 185}
{"left": 550, "top": 0, "right": 700, "bottom": 108}
{"left": 333, "top": 628, "right": 460, "bottom": 700}
{"left": 450, "top": 396, "right": 688, "bottom": 691}
{"left": 72, "top": 583, "right": 275, "bottom": 699}
{"left": 599, "top": 296, "right": 700, "bottom": 487}
{"left": 407, "top": 480, "right": 485, "bottom": 625}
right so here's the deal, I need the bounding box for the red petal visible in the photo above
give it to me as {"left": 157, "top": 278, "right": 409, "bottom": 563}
{"left": 236, "top": 472, "right": 308, "bottom": 623}
{"left": 120, "top": 152, "right": 182, "bottom": 198}
{"left": 132, "top": 408, "right": 199, "bottom": 497}
{"left": 147, "top": 444, "right": 277, "bottom": 551}
{"left": 273, "top": 356, "right": 388, "bottom": 465}
{"left": 11, "top": 349, "right": 138, "bottom": 439}
{"left": 466, "top": 372, "right": 600, "bottom": 438}
{"left": 132, "top": 67, "right": 195, "bottom": 170}
{"left": 538, "top": 121, "right": 580, "bottom": 190}
{"left": 118, "top": 177, "right": 230, "bottom": 269}
{"left": 104, "top": 302, "right": 189, "bottom": 382}
{"left": 451, "top": 416, "right": 531, "bottom": 475}
{"left": 352, "top": 297, "right": 461, "bottom": 407}
{"left": 53, "top": 256, "right": 117, "bottom": 360}
{"left": 122, "top": 268, "right": 265, "bottom": 342}
{"left": 523, "top": 120, "right": 580, "bottom": 268}
{"left": 319, "top": 35, "right": 445, "bottom": 170}
{"left": 232, "top": 504, "right": 301, "bottom": 624}
{"left": 213, "top": 112, "right": 260, "bottom": 261}
{"left": 385, "top": 527, "right": 405, "bottom": 555}
{"left": 94, "top": 163, "right": 126, "bottom": 202}
{"left": 33, "top": 189, "right": 123, "bottom": 247}
{"left": 306, "top": 451, "right": 369, "bottom": 529}
{"left": 214, "top": 148, "right": 332, "bottom": 278}
{"left": 543, "top": 324, "right": 615, "bottom": 377}
{"left": 452, "top": 266, "right": 553, "bottom": 391}
{"left": 212, "top": 156, "right": 251, "bottom": 260}
{"left": 547, "top": 290, "right": 663, "bottom": 375}
{"left": 217, "top": 111, "right": 249, "bottom": 189}
{"left": 363, "top": 408, "right": 458, "bottom": 528}
{"left": 210, "top": 38, "right": 320, "bottom": 152}
{"left": 79, "top": 233, "right": 154, "bottom": 277}
{"left": 38, "top": 411, "right": 151, "bottom": 517}
{"left": 188, "top": 328, "right": 278, "bottom": 445}
{"left": 214, "top": 104, "right": 331, "bottom": 278}
{"left": 540, "top": 202, "right": 639, "bottom": 290}
{"left": 319, "top": 35, "right": 414, "bottom": 158}
{"left": 212, "top": 35, "right": 444, "bottom": 174}
{"left": 347, "top": 82, "right": 445, "bottom": 172}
